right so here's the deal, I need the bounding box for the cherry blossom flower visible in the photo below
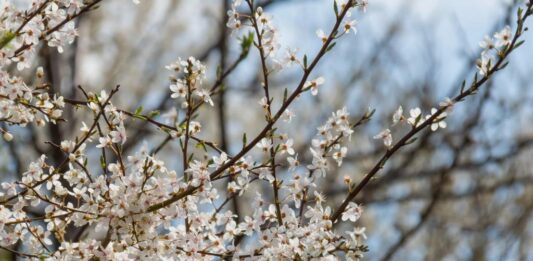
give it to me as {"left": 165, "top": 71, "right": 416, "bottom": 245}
{"left": 373, "top": 129, "right": 392, "bottom": 148}
{"left": 96, "top": 135, "right": 112, "bottom": 148}
{"left": 193, "top": 88, "right": 214, "bottom": 106}
{"left": 305, "top": 77, "right": 325, "bottom": 96}
{"left": 494, "top": 25, "right": 512, "bottom": 47}
{"left": 479, "top": 35, "right": 496, "bottom": 53}
{"left": 283, "top": 48, "right": 301, "bottom": 66}
{"left": 332, "top": 146, "right": 348, "bottom": 166}
{"left": 343, "top": 20, "right": 358, "bottom": 35}
{"left": 259, "top": 96, "right": 269, "bottom": 110}
{"left": 427, "top": 108, "right": 447, "bottom": 131}
{"left": 392, "top": 105, "right": 403, "bottom": 125}
{"left": 110, "top": 123, "right": 127, "bottom": 145}
{"left": 169, "top": 82, "right": 187, "bottom": 98}
{"left": 283, "top": 109, "right": 295, "bottom": 123}
{"left": 287, "top": 154, "right": 300, "bottom": 170}
{"left": 407, "top": 107, "right": 422, "bottom": 127}
{"left": 476, "top": 54, "right": 492, "bottom": 76}
{"left": 439, "top": 97, "right": 455, "bottom": 111}
{"left": 308, "top": 148, "right": 328, "bottom": 176}
{"left": 341, "top": 202, "right": 363, "bottom": 222}
{"left": 256, "top": 138, "right": 271, "bottom": 153}
{"left": 316, "top": 29, "right": 328, "bottom": 43}
{"left": 358, "top": 0, "right": 369, "bottom": 12}
{"left": 280, "top": 139, "right": 295, "bottom": 155}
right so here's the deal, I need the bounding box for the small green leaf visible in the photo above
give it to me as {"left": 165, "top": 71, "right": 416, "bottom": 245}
{"left": 242, "top": 133, "right": 247, "bottom": 147}
{"left": 405, "top": 137, "right": 418, "bottom": 145}
{"left": 216, "top": 65, "right": 222, "bottom": 79}
{"left": 498, "top": 61, "right": 509, "bottom": 70}
{"left": 196, "top": 142, "right": 207, "bottom": 152}
{"left": 0, "top": 31, "right": 16, "bottom": 49}
{"left": 134, "top": 106, "right": 144, "bottom": 116}
{"left": 326, "top": 42, "right": 336, "bottom": 52}
{"left": 100, "top": 155, "right": 106, "bottom": 169}
{"left": 241, "top": 31, "right": 255, "bottom": 56}
{"left": 147, "top": 110, "right": 160, "bottom": 118}
{"left": 366, "top": 108, "right": 376, "bottom": 119}
{"left": 515, "top": 40, "right": 525, "bottom": 49}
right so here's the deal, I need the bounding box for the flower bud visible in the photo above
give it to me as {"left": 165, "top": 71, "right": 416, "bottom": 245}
{"left": 3, "top": 132, "right": 13, "bottom": 142}
{"left": 36, "top": 118, "right": 46, "bottom": 127}
{"left": 344, "top": 175, "right": 352, "bottom": 185}
{"left": 36, "top": 66, "right": 44, "bottom": 78}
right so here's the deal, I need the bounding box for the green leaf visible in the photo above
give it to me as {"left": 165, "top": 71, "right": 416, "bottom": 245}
{"left": 100, "top": 155, "right": 106, "bottom": 169}
{"left": 515, "top": 40, "right": 525, "bottom": 49}
{"left": 303, "top": 55, "right": 308, "bottom": 69}
{"left": 366, "top": 108, "right": 376, "bottom": 119}
{"left": 216, "top": 65, "right": 222, "bottom": 79}
{"left": 196, "top": 142, "right": 207, "bottom": 152}
{"left": 0, "top": 31, "right": 16, "bottom": 49}
{"left": 134, "top": 106, "right": 144, "bottom": 116}
{"left": 405, "top": 137, "right": 418, "bottom": 145}
{"left": 241, "top": 31, "right": 255, "bottom": 56}
{"left": 147, "top": 110, "right": 160, "bottom": 118}
{"left": 326, "top": 42, "right": 336, "bottom": 52}
{"left": 242, "top": 133, "right": 247, "bottom": 147}
{"left": 498, "top": 61, "right": 509, "bottom": 70}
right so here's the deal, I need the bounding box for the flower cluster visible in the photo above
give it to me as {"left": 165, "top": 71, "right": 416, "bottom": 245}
{"left": 374, "top": 102, "right": 451, "bottom": 148}
{"left": 0, "top": 0, "right": 529, "bottom": 258}
{"left": 0, "top": 0, "right": 90, "bottom": 139}
{"left": 309, "top": 107, "right": 354, "bottom": 174}
{"left": 0, "top": 68, "right": 65, "bottom": 137}
{"left": 227, "top": 0, "right": 283, "bottom": 74}
{"left": 167, "top": 57, "right": 213, "bottom": 108}
{"left": 477, "top": 26, "right": 513, "bottom": 76}
{"left": 12, "top": 0, "right": 533, "bottom": 259}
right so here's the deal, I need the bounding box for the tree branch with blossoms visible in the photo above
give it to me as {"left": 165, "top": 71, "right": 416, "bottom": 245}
{"left": 331, "top": 1, "right": 533, "bottom": 222}
{"left": 0, "top": 0, "right": 532, "bottom": 260}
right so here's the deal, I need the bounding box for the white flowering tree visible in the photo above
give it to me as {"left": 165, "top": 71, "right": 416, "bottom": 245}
{"left": 1, "top": 0, "right": 533, "bottom": 260}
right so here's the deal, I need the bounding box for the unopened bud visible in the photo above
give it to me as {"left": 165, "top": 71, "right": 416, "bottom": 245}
{"left": 344, "top": 175, "right": 352, "bottom": 185}
{"left": 3, "top": 132, "right": 13, "bottom": 142}
{"left": 36, "top": 118, "right": 46, "bottom": 127}
{"left": 36, "top": 66, "right": 44, "bottom": 78}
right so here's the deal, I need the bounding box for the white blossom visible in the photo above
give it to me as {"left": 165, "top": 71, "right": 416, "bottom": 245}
{"left": 305, "top": 77, "right": 325, "bottom": 96}
{"left": 373, "top": 129, "right": 392, "bottom": 148}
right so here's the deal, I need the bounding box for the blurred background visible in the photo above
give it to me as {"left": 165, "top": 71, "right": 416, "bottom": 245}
{"left": 3, "top": 0, "right": 533, "bottom": 260}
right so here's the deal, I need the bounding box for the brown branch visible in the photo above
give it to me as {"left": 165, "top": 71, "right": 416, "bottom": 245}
{"left": 330, "top": 4, "right": 533, "bottom": 222}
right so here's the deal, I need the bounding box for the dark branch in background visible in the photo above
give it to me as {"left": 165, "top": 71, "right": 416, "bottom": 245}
{"left": 119, "top": 0, "right": 290, "bottom": 155}
{"left": 217, "top": 0, "right": 242, "bottom": 223}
